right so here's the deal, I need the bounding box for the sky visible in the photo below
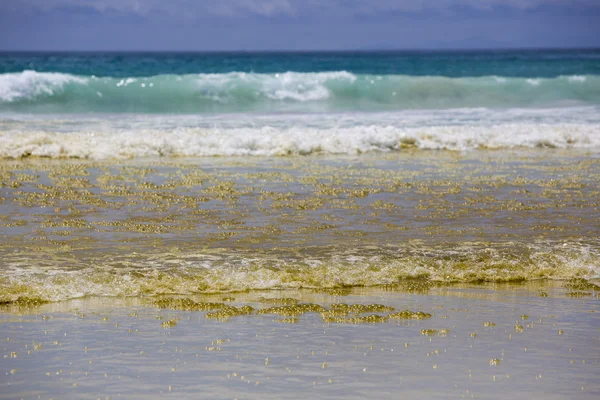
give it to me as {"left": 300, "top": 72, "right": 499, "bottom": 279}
{"left": 1, "top": 0, "right": 599, "bottom": 51}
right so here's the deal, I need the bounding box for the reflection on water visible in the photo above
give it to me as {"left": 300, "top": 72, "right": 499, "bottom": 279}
{"left": 1, "top": 285, "right": 598, "bottom": 399}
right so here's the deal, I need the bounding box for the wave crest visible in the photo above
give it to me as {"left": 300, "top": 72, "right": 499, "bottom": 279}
{"left": 1, "top": 244, "right": 598, "bottom": 302}
{"left": 0, "top": 70, "right": 87, "bottom": 102}
{"left": 1, "top": 71, "right": 599, "bottom": 113}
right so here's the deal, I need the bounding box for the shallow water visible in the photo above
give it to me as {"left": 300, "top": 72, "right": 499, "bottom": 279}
{"left": 1, "top": 152, "right": 599, "bottom": 398}
{"left": 1, "top": 283, "right": 598, "bottom": 399}
{"left": 1, "top": 151, "right": 599, "bottom": 301}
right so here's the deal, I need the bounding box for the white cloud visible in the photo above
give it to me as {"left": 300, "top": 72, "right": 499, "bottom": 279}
{"left": 7, "top": 0, "right": 296, "bottom": 17}
{"left": 4, "top": 0, "right": 599, "bottom": 19}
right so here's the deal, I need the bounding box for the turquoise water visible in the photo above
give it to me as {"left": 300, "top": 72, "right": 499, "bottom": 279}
{"left": 1, "top": 50, "right": 599, "bottom": 158}
{"left": 2, "top": 50, "right": 600, "bottom": 77}
{"left": 1, "top": 50, "right": 600, "bottom": 114}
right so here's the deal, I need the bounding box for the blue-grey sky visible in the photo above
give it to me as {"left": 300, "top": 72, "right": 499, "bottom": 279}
{"left": 1, "top": 0, "right": 599, "bottom": 51}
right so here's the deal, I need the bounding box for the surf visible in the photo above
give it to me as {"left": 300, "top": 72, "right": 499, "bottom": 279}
{"left": 1, "top": 70, "right": 599, "bottom": 114}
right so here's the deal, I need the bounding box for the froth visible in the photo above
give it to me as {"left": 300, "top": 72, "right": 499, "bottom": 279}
{"left": 1, "top": 245, "right": 598, "bottom": 302}
{"left": 0, "top": 70, "right": 87, "bottom": 102}
{"left": 195, "top": 71, "right": 356, "bottom": 102}
{"left": 1, "top": 122, "right": 599, "bottom": 159}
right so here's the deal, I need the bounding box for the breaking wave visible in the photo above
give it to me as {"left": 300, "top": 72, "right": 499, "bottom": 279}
{"left": 1, "top": 70, "right": 599, "bottom": 113}
{"left": 1, "top": 244, "right": 599, "bottom": 302}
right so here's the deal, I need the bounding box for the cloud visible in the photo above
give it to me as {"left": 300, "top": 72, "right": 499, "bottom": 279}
{"left": 1, "top": 0, "right": 598, "bottom": 50}
{"left": 5, "top": 0, "right": 600, "bottom": 19}
{"left": 5, "top": 0, "right": 296, "bottom": 17}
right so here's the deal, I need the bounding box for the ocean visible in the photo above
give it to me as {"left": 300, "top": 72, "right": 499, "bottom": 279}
{"left": 1, "top": 50, "right": 600, "bottom": 158}
{"left": 1, "top": 51, "right": 599, "bottom": 399}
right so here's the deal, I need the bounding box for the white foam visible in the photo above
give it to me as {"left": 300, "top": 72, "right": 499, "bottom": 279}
{"left": 0, "top": 70, "right": 87, "bottom": 102}
{"left": 2, "top": 107, "right": 599, "bottom": 159}
{"left": 2, "top": 242, "right": 599, "bottom": 301}
{"left": 195, "top": 71, "right": 355, "bottom": 102}
{"left": 269, "top": 86, "right": 330, "bottom": 101}
{"left": 1, "top": 121, "right": 599, "bottom": 159}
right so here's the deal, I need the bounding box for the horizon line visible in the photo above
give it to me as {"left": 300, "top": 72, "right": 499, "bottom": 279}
{"left": 1, "top": 46, "right": 599, "bottom": 54}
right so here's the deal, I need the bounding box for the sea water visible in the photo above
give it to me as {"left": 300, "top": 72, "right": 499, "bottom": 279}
{"left": 0, "top": 51, "right": 599, "bottom": 399}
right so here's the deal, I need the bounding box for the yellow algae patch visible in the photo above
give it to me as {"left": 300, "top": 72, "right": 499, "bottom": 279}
{"left": 394, "top": 279, "right": 435, "bottom": 293}
{"left": 294, "top": 223, "right": 336, "bottom": 234}
{"left": 420, "top": 328, "right": 451, "bottom": 336}
{"left": 563, "top": 278, "right": 599, "bottom": 291}
{"left": 238, "top": 305, "right": 255, "bottom": 314}
{"left": 205, "top": 305, "right": 254, "bottom": 321}
{"left": 0, "top": 297, "right": 49, "bottom": 308}
{"left": 329, "top": 303, "right": 395, "bottom": 314}
{"left": 322, "top": 314, "right": 389, "bottom": 324}
{"left": 161, "top": 319, "right": 179, "bottom": 328}
{"left": 388, "top": 310, "right": 432, "bottom": 320}
{"left": 275, "top": 317, "right": 298, "bottom": 324}
{"left": 320, "top": 310, "right": 350, "bottom": 319}
{"left": 257, "top": 303, "right": 327, "bottom": 317}
{"left": 566, "top": 292, "right": 592, "bottom": 298}
{"left": 153, "top": 298, "right": 225, "bottom": 312}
